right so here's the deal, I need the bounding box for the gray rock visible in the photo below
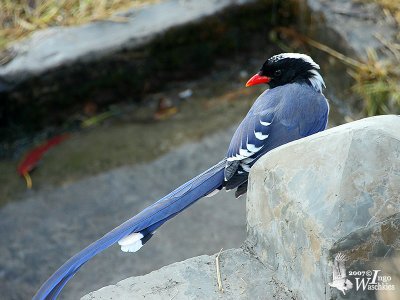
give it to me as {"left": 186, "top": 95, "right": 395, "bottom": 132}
{"left": 246, "top": 115, "right": 400, "bottom": 299}
{"left": 4, "top": 0, "right": 395, "bottom": 93}
{"left": 84, "top": 115, "right": 400, "bottom": 299}
{"left": 305, "top": 0, "right": 398, "bottom": 60}
{"left": 0, "top": 0, "right": 253, "bottom": 91}
{"left": 81, "top": 248, "right": 291, "bottom": 300}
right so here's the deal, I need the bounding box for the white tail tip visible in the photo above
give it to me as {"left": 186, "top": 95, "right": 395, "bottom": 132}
{"left": 205, "top": 189, "right": 220, "bottom": 198}
{"left": 118, "top": 232, "right": 144, "bottom": 252}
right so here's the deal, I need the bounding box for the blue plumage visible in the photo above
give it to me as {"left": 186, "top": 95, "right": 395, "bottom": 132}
{"left": 34, "top": 159, "right": 226, "bottom": 300}
{"left": 229, "top": 83, "right": 328, "bottom": 161}
{"left": 224, "top": 82, "right": 328, "bottom": 188}
{"left": 33, "top": 53, "right": 329, "bottom": 300}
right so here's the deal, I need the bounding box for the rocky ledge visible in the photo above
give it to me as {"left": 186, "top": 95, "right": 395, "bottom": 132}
{"left": 0, "top": 0, "right": 253, "bottom": 92}
{"left": 82, "top": 115, "right": 400, "bottom": 299}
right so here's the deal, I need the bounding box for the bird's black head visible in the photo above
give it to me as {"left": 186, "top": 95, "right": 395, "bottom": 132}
{"left": 246, "top": 53, "right": 325, "bottom": 92}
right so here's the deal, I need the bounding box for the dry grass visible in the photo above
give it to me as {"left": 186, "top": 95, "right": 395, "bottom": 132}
{"left": 360, "top": 0, "right": 400, "bottom": 27}
{"left": 303, "top": 33, "right": 400, "bottom": 116}
{"left": 274, "top": 0, "right": 400, "bottom": 116}
{"left": 338, "top": 0, "right": 400, "bottom": 115}
{"left": 0, "top": 0, "right": 161, "bottom": 49}
{"left": 348, "top": 48, "right": 400, "bottom": 116}
{"left": 275, "top": 27, "right": 400, "bottom": 116}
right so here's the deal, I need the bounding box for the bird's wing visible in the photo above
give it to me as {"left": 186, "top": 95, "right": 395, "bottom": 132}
{"left": 226, "top": 90, "right": 275, "bottom": 163}
{"left": 225, "top": 84, "right": 328, "bottom": 182}
{"left": 271, "top": 84, "right": 329, "bottom": 139}
{"left": 226, "top": 110, "right": 274, "bottom": 162}
{"left": 33, "top": 159, "right": 226, "bottom": 300}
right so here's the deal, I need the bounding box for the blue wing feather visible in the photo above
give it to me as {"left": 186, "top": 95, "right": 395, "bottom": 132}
{"left": 227, "top": 90, "right": 276, "bottom": 161}
{"left": 227, "top": 83, "right": 328, "bottom": 164}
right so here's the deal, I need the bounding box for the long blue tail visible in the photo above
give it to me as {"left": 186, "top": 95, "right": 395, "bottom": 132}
{"left": 34, "top": 159, "right": 227, "bottom": 300}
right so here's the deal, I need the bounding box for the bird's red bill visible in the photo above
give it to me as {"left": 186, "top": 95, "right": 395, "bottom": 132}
{"left": 246, "top": 73, "right": 270, "bottom": 87}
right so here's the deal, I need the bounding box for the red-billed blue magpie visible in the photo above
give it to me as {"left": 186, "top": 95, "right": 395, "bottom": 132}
{"left": 34, "top": 53, "right": 329, "bottom": 299}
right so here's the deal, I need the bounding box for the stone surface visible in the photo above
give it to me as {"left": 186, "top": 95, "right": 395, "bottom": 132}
{"left": 3, "top": 0, "right": 393, "bottom": 91}
{"left": 3, "top": 0, "right": 395, "bottom": 94}
{"left": 0, "top": 126, "right": 246, "bottom": 300}
{"left": 83, "top": 115, "right": 400, "bottom": 300}
{"left": 0, "top": 0, "right": 252, "bottom": 92}
{"left": 306, "top": 0, "right": 398, "bottom": 58}
{"left": 297, "top": 0, "right": 400, "bottom": 119}
{"left": 246, "top": 115, "right": 400, "bottom": 299}
{"left": 81, "top": 248, "right": 290, "bottom": 300}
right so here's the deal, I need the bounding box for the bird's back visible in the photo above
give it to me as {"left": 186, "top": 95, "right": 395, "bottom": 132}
{"left": 231, "top": 82, "right": 328, "bottom": 162}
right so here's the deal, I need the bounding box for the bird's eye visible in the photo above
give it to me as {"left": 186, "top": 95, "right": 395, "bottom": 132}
{"left": 274, "top": 69, "right": 282, "bottom": 76}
